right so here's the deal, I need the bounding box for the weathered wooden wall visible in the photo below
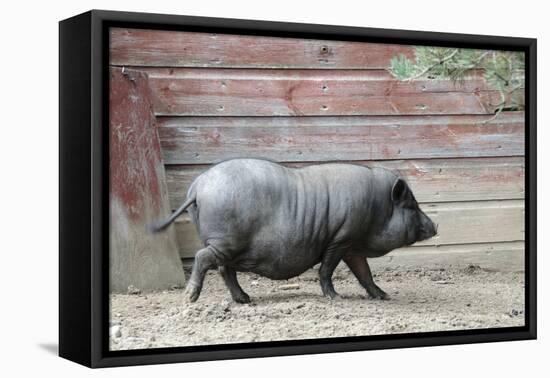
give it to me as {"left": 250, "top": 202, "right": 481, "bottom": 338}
{"left": 109, "top": 68, "right": 185, "bottom": 292}
{"left": 110, "top": 28, "right": 525, "bottom": 269}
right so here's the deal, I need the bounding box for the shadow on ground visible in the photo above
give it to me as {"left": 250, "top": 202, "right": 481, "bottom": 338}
{"left": 38, "top": 343, "right": 58, "bottom": 355}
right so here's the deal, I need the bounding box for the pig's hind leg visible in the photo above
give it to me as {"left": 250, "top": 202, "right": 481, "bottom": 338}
{"left": 184, "top": 245, "right": 222, "bottom": 302}
{"left": 343, "top": 254, "right": 388, "bottom": 300}
{"left": 219, "top": 266, "right": 251, "bottom": 303}
{"left": 319, "top": 251, "right": 342, "bottom": 299}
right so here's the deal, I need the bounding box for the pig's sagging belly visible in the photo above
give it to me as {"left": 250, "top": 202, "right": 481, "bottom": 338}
{"left": 226, "top": 221, "right": 326, "bottom": 280}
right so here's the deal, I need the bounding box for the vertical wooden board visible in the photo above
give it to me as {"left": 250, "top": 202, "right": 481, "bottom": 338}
{"left": 164, "top": 157, "right": 525, "bottom": 209}
{"left": 110, "top": 28, "right": 415, "bottom": 69}
{"left": 109, "top": 67, "right": 185, "bottom": 293}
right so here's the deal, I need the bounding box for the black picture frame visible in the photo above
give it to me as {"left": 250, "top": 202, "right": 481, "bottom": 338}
{"left": 59, "top": 9, "right": 537, "bottom": 368}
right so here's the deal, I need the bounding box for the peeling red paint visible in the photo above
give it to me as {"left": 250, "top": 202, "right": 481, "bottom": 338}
{"left": 109, "top": 67, "right": 163, "bottom": 221}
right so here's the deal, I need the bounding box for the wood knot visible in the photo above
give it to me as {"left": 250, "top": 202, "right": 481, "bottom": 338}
{"left": 319, "top": 45, "right": 331, "bottom": 55}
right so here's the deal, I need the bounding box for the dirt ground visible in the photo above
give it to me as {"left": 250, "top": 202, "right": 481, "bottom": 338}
{"left": 109, "top": 263, "right": 525, "bottom": 351}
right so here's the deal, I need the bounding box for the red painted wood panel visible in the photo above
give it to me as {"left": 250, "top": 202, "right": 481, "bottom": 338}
{"left": 110, "top": 28, "right": 415, "bottom": 69}
{"left": 110, "top": 68, "right": 162, "bottom": 219}
{"left": 109, "top": 67, "right": 185, "bottom": 292}
{"left": 141, "top": 68, "right": 490, "bottom": 92}
{"left": 143, "top": 68, "right": 504, "bottom": 116}
{"left": 157, "top": 112, "right": 525, "bottom": 164}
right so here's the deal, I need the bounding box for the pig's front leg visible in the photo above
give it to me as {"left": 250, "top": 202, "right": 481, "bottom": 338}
{"left": 343, "top": 254, "right": 388, "bottom": 300}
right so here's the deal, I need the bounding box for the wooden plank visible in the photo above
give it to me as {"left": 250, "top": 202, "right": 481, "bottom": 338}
{"left": 370, "top": 241, "right": 525, "bottom": 272}
{"left": 157, "top": 113, "right": 525, "bottom": 164}
{"left": 109, "top": 67, "right": 185, "bottom": 292}
{"left": 413, "top": 200, "right": 524, "bottom": 246}
{"left": 143, "top": 68, "right": 507, "bottom": 116}
{"left": 142, "top": 68, "right": 492, "bottom": 92}
{"left": 110, "top": 28, "right": 415, "bottom": 69}
{"left": 165, "top": 157, "right": 525, "bottom": 209}
{"left": 173, "top": 199, "right": 524, "bottom": 257}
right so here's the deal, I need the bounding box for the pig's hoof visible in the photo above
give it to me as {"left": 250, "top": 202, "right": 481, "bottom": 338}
{"left": 321, "top": 282, "right": 339, "bottom": 299}
{"left": 367, "top": 288, "right": 388, "bottom": 300}
{"left": 184, "top": 284, "right": 200, "bottom": 303}
{"left": 323, "top": 290, "right": 340, "bottom": 300}
{"left": 233, "top": 292, "right": 251, "bottom": 304}
{"left": 368, "top": 293, "right": 388, "bottom": 300}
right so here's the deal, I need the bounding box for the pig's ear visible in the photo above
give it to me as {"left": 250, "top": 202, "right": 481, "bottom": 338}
{"left": 391, "top": 178, "right": 410, "bottom": 203}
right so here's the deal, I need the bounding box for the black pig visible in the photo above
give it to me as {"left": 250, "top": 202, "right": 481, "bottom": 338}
{"left": 151, "top": 158, "right": 437, "bottom": 303}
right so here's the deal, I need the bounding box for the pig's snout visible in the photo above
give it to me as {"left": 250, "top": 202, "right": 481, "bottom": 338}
{"left": 418, "top": 215, "right": 438, "bottom": 241}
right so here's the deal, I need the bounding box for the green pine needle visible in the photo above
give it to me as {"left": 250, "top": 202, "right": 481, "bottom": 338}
{"left": 388, "top": 47, "right": 525, "bottom": 111}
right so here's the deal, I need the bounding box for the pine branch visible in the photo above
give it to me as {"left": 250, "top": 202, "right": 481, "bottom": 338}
{"left": 389, "top": 47, "right": 525, "bottom": 114}
{"left": 406, "top": 49, "right": 459, "bottom": 81}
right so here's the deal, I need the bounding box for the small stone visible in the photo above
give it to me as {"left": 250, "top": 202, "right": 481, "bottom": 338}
{"left": 220, "top": 299, "right": 232, "bottom": 312}
{"left": 127, "top": 285, "right": 141, "bottom": 295}
{"left": 434, "top": 280, "right": 453, "bottom": 285}
{"left": 463, "top": 264, "right": 483, "bottom": 274}
{"left": 251, "top": 280, "right": 259, "bottom": 287}
{"left": 278, "top": 284, "right": 300, "bottom": 291}
{"left": 110, "top": 325, "right": 122, "bottom": 338}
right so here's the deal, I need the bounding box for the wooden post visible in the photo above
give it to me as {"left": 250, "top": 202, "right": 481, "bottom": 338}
{"left": 109, "top": 67, "right": 185, "bottom": 293}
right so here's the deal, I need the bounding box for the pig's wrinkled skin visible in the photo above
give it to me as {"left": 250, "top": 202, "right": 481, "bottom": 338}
{"left": 151, "top": 158, "right": 437, "bottom": 303}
